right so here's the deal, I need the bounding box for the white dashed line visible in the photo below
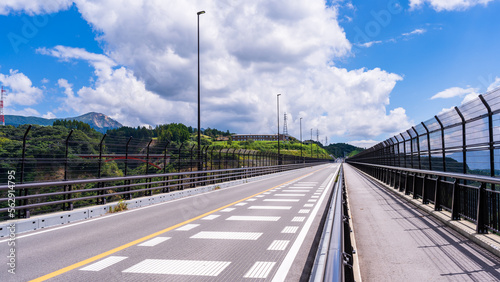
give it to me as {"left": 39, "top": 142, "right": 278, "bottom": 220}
{"left": 122, "top": 259, "right": 231, "bottom": 276}
{"left": 248, "top": 206, "right": 292, "bottom": 210}
{"left": 292, "top": 217, "right": 305, "bottom": 222}
{"left": 275, "top": 194, "right": 305, "bottom": 197}
{"left": 235, "top": 202, "right": 248, "bottom": 206}
{"left": 303, "top": 204, "right": 314, "bottom": 207}
{"left": 80, "top": 256, "right": 127, "bottom": 271}
{"left": 226, "top": 216, "right": 280, "bottom": 221}
{"left": 202, "top": 215, "right": 220, "bottom": 220}
{"left": 263, "top": 199, "right": 299, "bottom": 202}
{"left": 176, "top": 224, "right": 200, "bottom": 231}
{"left": 282, "top": 190, "right": 309, "bottom": 192}
{"left": 191, "top": 231, "right": 262, "bottom": 240}
{"left": 268, "top": 240, "right": 290, "bottom": 251}
{"left": 138, "top": 237, "right": 171, "bottom": 247}
{"left": 244, "top": 261, "right": 276, "bottom": 278}
{"left": 281, "top": 226, "right": 299, "bottom": 234}
{"left": 220, "top": 208, "right": 236, "bottom": 212}
{"left": 247, "top": 199, "right": 257, "bottom": 201}
{"left": 298, "top": 209, "right": 310, "bottom": 214}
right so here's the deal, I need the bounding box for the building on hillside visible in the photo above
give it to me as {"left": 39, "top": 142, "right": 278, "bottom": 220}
{"left": 231, "top": 134, "right": 291, "bottom": 142}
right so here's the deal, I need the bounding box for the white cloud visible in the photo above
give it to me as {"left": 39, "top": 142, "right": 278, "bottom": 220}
{"left": 0, "top": 69, "right": 43, "bottom": 106}
{"left": 0, "top": 0, "right": 72, "bottom": 15}
{"left": 430, "top": 86, "right": 477, "bottom": 99}
{"left": 25, "top": 0, "right": 409, "bottom": 143}
{"left": 348, "top": 140, "right": 379, "bottom": 149}
{"left": 409, "top": 0, "right": 495, "bottom": 12}
{"left": 487, "top": 77, "right": 500, "bottom": 92}
{"left": 5, "top": 107, "right": 40, "bottom": 116}
{"left": 42, "top": 111, "right": 56, "bottom": 119}
{"left": 402, "top": 28, "right": 426, "bottom": 36}
{"left": 358, "top": 41, "right": 382, "bottom": 48}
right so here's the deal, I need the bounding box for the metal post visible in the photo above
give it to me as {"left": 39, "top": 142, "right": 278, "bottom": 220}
{"left": 64, "top": 129, "right": 74, "bottom": 211}
{"left": 476, "top": 183, "right": 488, "bottom": 234}
{"left": 197, "top": 10, "right": 205, "bottom": 172}
{"left": 300, "top": 117, "right": 303, "bottom": 161}
{"left": 407, "top": 130, "right": 414, "bottom": 168}
{"left": 479, "top": 95, "right": 494, "bottom": 179}
{"left": 434, "top": 176, "right": 442, "bottom": 211}
{"left": 125, "top": 137, "right": 133, "bottom": 198}
{"left": 421, "top": 122, "right": 432, "bottom": 170}
{"left": 451, "top": 179, "right": 460, "bottom": 220}
{"left": 435, "top": 115, "right": 446, "bottom": 172}
{"left": 97, "top": 134, "right": 107, "bottom": 204}
{"left": 146, "top": 139, "right": 153, "bottom": 195}
{"left": 163, "top": 141, "right": 170, "bottom": 193}
{"left": 400, "top": 133, "right": 406, "bottom": 168}
{"left": 412, "top": 127, "right": 421, "bottom": 169}
{"left": 19, "top": 125, "right": 31, "bottom": 218}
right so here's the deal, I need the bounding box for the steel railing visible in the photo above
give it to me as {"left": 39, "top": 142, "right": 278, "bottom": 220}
{"left": 0, "top": 162, "right": 329, "bottom": 219}
{"left": 348, "top": 162, "right": 500, "bottom": 234}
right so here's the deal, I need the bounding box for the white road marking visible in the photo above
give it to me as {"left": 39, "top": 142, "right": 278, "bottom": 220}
{"left": 298, "top": 209, "right": 310, "bottom": 214}
{"left": 122, "top": 259, "right": 231, "bottom": 276}
{"left": 282, "top": 190, "right": 310, "bottom": 192}
{"left": 191, "top": 231, "right": 262, "bottom": 240}
{"left": 281, "top": 226, "right": 299, "bottom": 234}
{"left": 226, "top": 216, "right": 280, "bottom": 221}
{"left": 202, "top": 215, "right": 220, "bottom": 220}
{"left": 244, "top": 261, "right": 276, "bottom": 278}
{"left": 80, "top": 256, "right": 127, "bottom": 271}
{"left": 235, "top": 202, "right": 248, "bottom": 206}
{"left": 256, "top": 195, "right": 264, "bottom": 198}
{"left": 303, "top": 204, "right": 314, "bottom": 207}
{"left": 268, "top": 240, "right": 290, "bottom": 251}
{"left": 220, "top": 208, "right": 236, "bottom": 212}
{"left": 248, "top": 206, "right": 292, "bottom": 210}
{"left": 275, "top": 194, "right": 305, "bottom": 197}
{"left": 247, "top": 198, "right": 257, "bottom": 201}
{"left": 263, "top": 199, "right": 299, "bottom": 202}
{"left": 308, "top": 199, "right": 317, "bottom": 203}
{"left": 138, "top": 237, "right": 171, "bottom": 247}
{"left": 176, "top": 224, "right": 200, "bottom": 231}
{"left": 291, "top": 217, "right": 305, "bottom": 222}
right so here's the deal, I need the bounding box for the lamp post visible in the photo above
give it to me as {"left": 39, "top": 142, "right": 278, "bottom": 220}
{"left": 277, "top": 94, "right": 281, "bottom": 165}
{"left": 300, "top": 117, "right": 303, "bottom": 162}
{"left": 310, "top": 128, "right": 313, "bottom": 159}
{"left": 197, "top": 10, "right": 205, "bottom": 171}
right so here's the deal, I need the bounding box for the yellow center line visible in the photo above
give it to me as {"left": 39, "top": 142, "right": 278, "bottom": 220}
{"left": 30, "top": 165, "right": 331, "bottom": 282}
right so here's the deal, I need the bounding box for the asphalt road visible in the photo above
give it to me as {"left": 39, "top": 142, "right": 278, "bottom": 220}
{"left": 0, "top": 163, "right": 339, "bottom": 282}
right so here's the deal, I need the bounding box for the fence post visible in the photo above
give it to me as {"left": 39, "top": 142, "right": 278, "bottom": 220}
{"left": 421, "top": 122, "right": 432, "bottom": 170}
{"left": 97, "top": 134, "right": 107, "bottom": 204}
{"left": 407, "top": 130, "right": 414, "bottom": 168}
{"left": 400, "top": 133, "right": 406, "bottom": 168}
{"left": 146, "top": 139, "right": 153, "bottom": 195}
{"left": 454, "top": 107, "right": 467, "bottom": 175}
{"left": 479, "top": 95, "right": 495, "bottom": 181}
{"left": 412, "top": 127, "right": 421, "bottom": 170}
{"left": 451, "top": 179, "right": 460, "bottom": 220}
{"left": 434, "top": 176, "right": 442, "bottom": 211}
{"left": 64, "top": 129, "right": 74, "bottom": 211}
{"left": 435, "top": 115, "right": 446, "bottom": 172}
{"left": 19, "top": 125, "right": 31, "bottom": 218}
{"left": 394, "top": 135, "right": 401, "bottom": 168}
{"left": 163, "top": 140, "right": 170, "bottom": 193}
{"left": 178, "top": 143, "right": 185, "bottom": 190}
{"left": 476, "top": 183, "right": 488, "bottom": 234}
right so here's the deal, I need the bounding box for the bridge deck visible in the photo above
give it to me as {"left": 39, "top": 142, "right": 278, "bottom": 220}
{"left": 344, "top": 164, "right": 500, "bottom": 281}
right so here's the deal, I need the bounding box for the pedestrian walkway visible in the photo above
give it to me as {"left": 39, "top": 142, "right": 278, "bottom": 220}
{"left": 344, "top": 164, "right": 500, "bottom": 281}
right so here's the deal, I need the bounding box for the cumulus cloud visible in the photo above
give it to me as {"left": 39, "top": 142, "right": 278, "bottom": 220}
{"left": 16, "top": 0, "right": 409, "bottom": 142}
{"left": 409, "top": 0, "right": 495, "bottom": 12}
{"left": 430, "top": 86, "right": 477, "bottom": 99}
{"left": 487, "top": 77, "right": 500, "bottom": 92}
{"left": 0, "top": 0, "right": 72, "bottom": 15}
{"left": 348, "top": 140, "right": 379, "bottom": 149}
{"left": 0, "top": 69, "right": 44, "bottom": 106}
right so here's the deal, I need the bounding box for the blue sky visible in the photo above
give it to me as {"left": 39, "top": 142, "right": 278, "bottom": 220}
{"left": 0, "top": 0, "right": 499, "bottom": 148}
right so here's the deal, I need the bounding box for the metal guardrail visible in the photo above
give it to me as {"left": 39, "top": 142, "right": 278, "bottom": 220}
{"left": 348, "top": 161, "right": 500, "bottom": 234}
{"left": 0, "top": 162, "right": 328, "bottom": 219}
{"left": 310, "top": 164, "right": 354, "bottom": 282}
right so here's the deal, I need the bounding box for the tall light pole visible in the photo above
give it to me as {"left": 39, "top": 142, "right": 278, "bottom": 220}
{"left": 277, "top": 94, "right": 281, "bottom": 165}
{"left": 300, "top": 117, "right": 303, "bottom": 162}
{"left": 197, "top": 10, "right": 205, "bottom": 171}
{"left": 310, "top": 128, "right": 313, "bottom": 158}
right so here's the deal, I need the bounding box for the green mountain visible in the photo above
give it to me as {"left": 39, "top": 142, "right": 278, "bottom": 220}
{"left": 324, "top": 143, "right": 364, "bottom": 158}
{"left": 5, "top": 112, "right": 123, "bottom": 133}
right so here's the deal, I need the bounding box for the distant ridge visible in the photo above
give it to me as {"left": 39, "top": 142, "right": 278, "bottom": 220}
{"left": 4, "top": 112, "right": 123, "bottom": 133}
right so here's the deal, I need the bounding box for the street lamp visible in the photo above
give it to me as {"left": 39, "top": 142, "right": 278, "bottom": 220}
{"left": 197, "top": 10, "right": 205, "bottom": 171}
{"left": 277, "top": 94, "right": 281, "bottom": 165}
{"left": 310, "top": 128, "right": 313, "bottom": 159}
{"left": 300, "top": 117, "right": 303, "bottom": 162}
